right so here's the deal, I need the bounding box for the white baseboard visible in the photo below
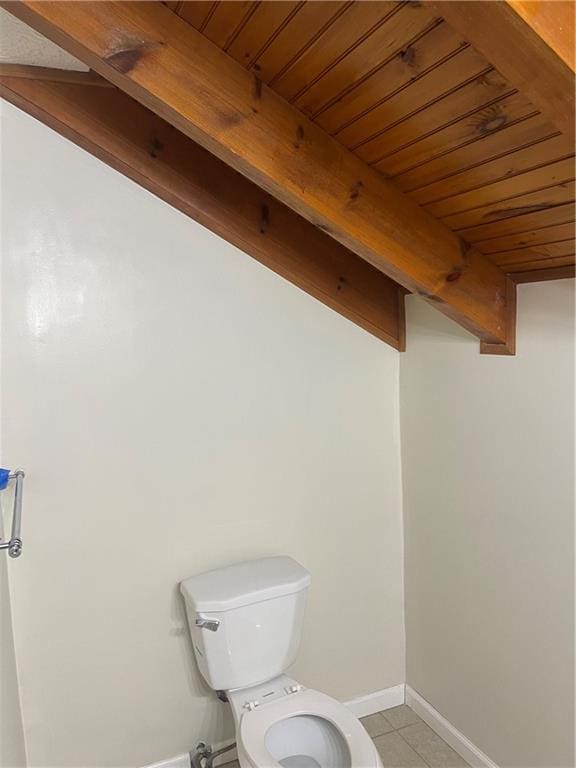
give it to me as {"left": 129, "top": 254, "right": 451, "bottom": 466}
{"left": 405, "top": 686, "right": 499, "bottom": 768}
{"left": 345, "top": 683, "right": 406, "bottom": 718}
{"left": 145, "top": 753, "right": 191, "bottom": 768}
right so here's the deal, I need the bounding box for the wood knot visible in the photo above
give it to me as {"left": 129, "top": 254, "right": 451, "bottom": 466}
{"left": 215, "top": 109, "right": 243, "bottom": 130}
{"left": 252, "top": 75, "right": 263, "bottom": 101}
{"left": 479, "top": 114, "right": 507, "bottom": 134}
{"left": 337, "top": 276, "right": 347, "bottom": 291}
{"left": 350, "top": 180, "right": 363, "bottom": 201}
{"left": 259, "top": 203, "right": 269, "bottom": 234}
{"left": 400, "top": 47, "right": 415, "bottom": 66}
{"left": 446, "top": 269, "right": 463, "bottom": 283}
{"left": 148, "top": 136, "right": 164, "bottom": 159}
{"left": 459, "top": 238, "right": 472, "bottom": 259}
{"left": 471, "top": 104, "right": 508, "bottom": 136}
{"left": 105, "top": 39, "right": 161, "bottom": 74}
{"left": 294, "top": 124, "right": 305, "bottom": 149}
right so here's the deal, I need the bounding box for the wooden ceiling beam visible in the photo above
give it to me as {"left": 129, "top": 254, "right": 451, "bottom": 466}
{"left": 3, "top": 1, "right": 517, "bottom": 353}
{"left": 431, "top": 1, "right": 575, "bottom": 141}
{"left": 0, "top": 63, "right": 112, "bottom": 86}
{"left": 506, "top": 1, "right": 575, "bottom": 70}
{"left": 0, "top": 64, "right": 406, "bottom": 348}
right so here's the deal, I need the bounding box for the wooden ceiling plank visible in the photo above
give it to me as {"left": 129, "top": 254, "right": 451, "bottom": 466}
{"left": 425, "top": 157, "right": 576, "bottom": 218}
{"left": 272, "top": 2, "right": 396, "bottom": 102}
{"left": 295, "top": 3, "right": 439, "bottom": 118}
{"left": 337, "top": 46, "right": 497, "bottom": 151}
{"left": 176, "top": 1, "right": 215, "bottom": 30}
{"left": 511, "top": 265, "right": 575, "bottom": 283}
{"left": 375, "top": 92, "right": 538, "bottom": 177}
{"left": 409, "top": 134, "right": 571, "bottom": 204}
{"left": 430, "top": 1, "right": 575, "bottom": 140}
{"left": 444, "top": 180, "right": 575, "bottom": 230}
{"left": 316, "top": 20, "right": 466, "bottom": 135}
{"left": 4, "top": 0, "right": 517, "bottom": 351}
{"left": 459, "top": 202, "right": 576, "bottom": 242}
{"left": 503, "top": 255, "right": 575, "bottom": 272}
{"left": 475, "top": 222, "right": 576, "bottom": 255}
{"left": 395, "top": 117, "right": 560, "bottom": 192}
{"left": 491, "top": 240, "right": 575, "bottom": 267}
{"left": 225, "top": 1, "right": 301, "bottom": 69}
{"left": 250, "top": 2, "right": 345, "bottom": 85}
{"left": 0, "top": 64, "right": 406, "bottom": 348}
{"left": 355, "top": 70, "right": 516, "bottom": 165}
{"left": 200, "top": 1, "right": 255, "bottom": 51}
{"left": 357, "top": 75, "right": 518, "bottom": 166}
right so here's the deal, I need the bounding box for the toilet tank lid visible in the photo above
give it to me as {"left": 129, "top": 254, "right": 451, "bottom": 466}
{"left": 180, "top": 556, "right": 311, "bottom": 613}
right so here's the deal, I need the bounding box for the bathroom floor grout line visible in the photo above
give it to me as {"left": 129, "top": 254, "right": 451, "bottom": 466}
{"left": 394, "top": 726, "right": 434, "bottom": 768}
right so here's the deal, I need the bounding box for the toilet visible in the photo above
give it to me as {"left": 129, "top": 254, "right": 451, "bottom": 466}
{"left": 180, "top": 556, "right": 382, "bottom": 768}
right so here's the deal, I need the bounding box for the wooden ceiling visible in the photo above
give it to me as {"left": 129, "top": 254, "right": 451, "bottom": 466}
{"left": 164, "top": 0, "right": 575, "bottom": 279}
{"left": 1, "top": 1, "right": 574, "bottom": 355}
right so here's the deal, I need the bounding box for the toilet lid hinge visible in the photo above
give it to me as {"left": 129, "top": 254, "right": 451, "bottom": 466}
{"left": 284, "top": 683, "right": 303, "bottom": 696}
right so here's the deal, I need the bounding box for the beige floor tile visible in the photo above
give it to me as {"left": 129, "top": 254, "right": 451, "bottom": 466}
{"left": 382, "top": 704, "right": 423, "bottom": 730}
{"left": 399, "top": 722, "right": 470, "bottom": 767}
{"left": 373, "top": 731, "right": 428, "bottom": 767}
{"left": 361, "top": 712, "right": 394, "bottom": 738}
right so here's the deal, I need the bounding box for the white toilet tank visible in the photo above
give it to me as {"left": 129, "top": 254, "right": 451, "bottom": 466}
{"left": 180, "top": 557, "right": 311, "bottom": 691}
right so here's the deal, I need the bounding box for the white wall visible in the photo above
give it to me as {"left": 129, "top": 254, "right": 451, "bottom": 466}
{"left": 1, "top": 103, "right": 405, "bottom": 768}
{"left": 0, "top": 101, "right": 27, "bottom": 765}
{"left": 400, "top": 287, "right": 575, "bottom": 768}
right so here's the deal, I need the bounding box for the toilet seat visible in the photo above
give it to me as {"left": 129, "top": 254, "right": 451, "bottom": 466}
{"left": 238, "top": 687, "right": 382, "bottom": 768}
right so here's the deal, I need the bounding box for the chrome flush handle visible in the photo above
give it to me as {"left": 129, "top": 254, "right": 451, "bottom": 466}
{"left": 195, "top": 616, "right": 220, "bottom": 632}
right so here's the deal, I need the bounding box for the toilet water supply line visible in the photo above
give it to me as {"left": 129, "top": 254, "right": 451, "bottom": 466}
{"left": 191, "top": 741, "right": 236, "bottom": 768}
{"left": 0, "top": 468, "right": 25, "bottom": 558}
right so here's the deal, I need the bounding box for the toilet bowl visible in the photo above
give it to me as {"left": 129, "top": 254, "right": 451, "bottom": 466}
{"left": 180, "top": 557, "right": 382, "bottom": 768}
{"left": 228, "top": 676, "right": 382, "bottom": 768}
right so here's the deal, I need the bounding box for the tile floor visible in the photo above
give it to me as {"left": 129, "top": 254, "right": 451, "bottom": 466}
{"left": 225, "top": 703, "right": 471, "bottom": 768}
{"left": 360, "top": 704, "right": 471, "bottom": 767}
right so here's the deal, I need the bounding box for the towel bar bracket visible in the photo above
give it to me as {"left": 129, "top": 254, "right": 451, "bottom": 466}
{"left": 0, "top": 470, "right": 25, "bottom": 558}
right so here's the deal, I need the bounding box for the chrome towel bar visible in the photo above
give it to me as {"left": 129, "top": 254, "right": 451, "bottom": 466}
{"left": 0, "top": 470, "right": 25, "bottom": 558}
